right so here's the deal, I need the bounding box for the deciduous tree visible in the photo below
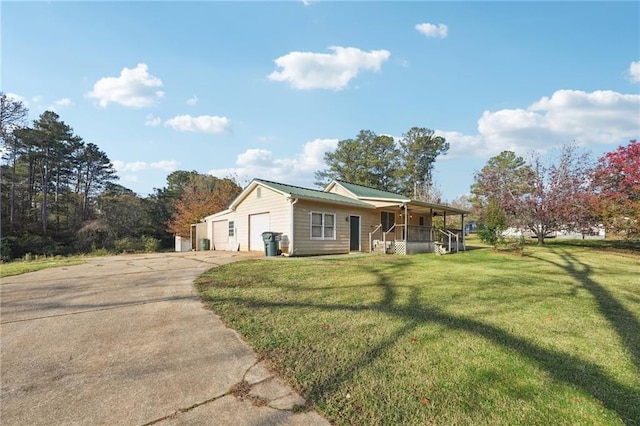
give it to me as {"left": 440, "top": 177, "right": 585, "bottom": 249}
{"left": 0, "top": 92, "right": 28, "bottom": 233}
{"left": 167, "top": 174, "right": 242, "bottom": 237}
{"left": 471, "top": 145, "right": 595, "bottom": 245}
{"left": 593, "top": 139, "right": 640, "bottom": 238}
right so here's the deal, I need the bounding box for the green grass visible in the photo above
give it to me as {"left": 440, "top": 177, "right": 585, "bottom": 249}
{"left": 196, "top": 241, "right": 640, "bottom": 425}
{"left": 0, "top": 256, "right": 85, "bottom": 277}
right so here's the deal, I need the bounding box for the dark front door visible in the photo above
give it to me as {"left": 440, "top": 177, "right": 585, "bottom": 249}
{"left": 349, "top": 216, "right": 360, "bottom": 251}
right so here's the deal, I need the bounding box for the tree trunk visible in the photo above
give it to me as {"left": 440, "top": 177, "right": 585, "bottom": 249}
{"left": 41, "top": 163, "right": 48, "bottom": 236}
{"left": 9, "top": 147, "right": 16, "bottom": 234}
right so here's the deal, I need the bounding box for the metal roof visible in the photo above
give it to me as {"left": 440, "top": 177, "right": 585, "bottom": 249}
{"left": 238, "top": 179, "right": 374, "bottom": 209}
{"left": 328, "top": 180, "right": 470, "bottom": 215}
{"left": 222, "top": 178, "right": 469, "bottom": 215}
{"left": 329, "top": 180, "right": 410, "bottom": 201}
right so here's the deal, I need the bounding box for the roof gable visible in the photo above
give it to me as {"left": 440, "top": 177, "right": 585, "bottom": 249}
{"left": 326, "top": 180, "right": 410, "bottom": 202}
{"left": 229, "top": 178, "right": 374, "bottom": 210}
{"left": 325, "top": 180, "right": 470, "bottom": 215}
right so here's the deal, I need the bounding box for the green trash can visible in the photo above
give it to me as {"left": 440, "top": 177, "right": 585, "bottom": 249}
{"left": 261, "top": 232, "right": 282, "bottom": 256}
{"left": 199, "top": 238, "right": 210, "bottom": 251}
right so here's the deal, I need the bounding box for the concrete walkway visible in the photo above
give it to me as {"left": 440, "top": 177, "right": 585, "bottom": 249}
{"left": 0, "top": 251, "right": 330, "bottom": 425}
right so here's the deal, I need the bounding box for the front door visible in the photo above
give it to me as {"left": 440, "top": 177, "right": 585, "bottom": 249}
{"left": 349, "top": 216, "right": 360, "bottom": 251}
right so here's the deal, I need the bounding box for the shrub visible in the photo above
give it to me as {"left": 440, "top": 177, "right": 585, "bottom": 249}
{"left": 19, "top": 235, "right": 58, "bottom": 257}
{"left": 477, "top": 199, "right": 508, "bottom": 248}
{"left": 114, "top": 237, "right": 143, "bottom": 253}
{"left": 75, "top": 220, "right": 114, "bottom": 253}
{"left": 141, "top": 236, "right": 160, "bottom": 253}
{"left": 1, "top": 237, "right": 20, "bottom": 262}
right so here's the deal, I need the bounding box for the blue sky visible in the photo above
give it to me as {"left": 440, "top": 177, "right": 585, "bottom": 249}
{"left": 3, "top": 1, "right": 639, "bottom": 201}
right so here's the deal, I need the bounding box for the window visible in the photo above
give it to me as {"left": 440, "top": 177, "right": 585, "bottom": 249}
{"left": 311, "top": 212, "right": 335, "bottom": 240}
{"left": 256, "top": 187, "right": 261, "bottom": 198}
{"left": 228, "top": 221, "right": 235, "bottom": 237}
{"left": 381, "top": 211, "right": 395, "bottom": 232}
{"left": 419, "top": 216, "right": 425, "bottom": 226}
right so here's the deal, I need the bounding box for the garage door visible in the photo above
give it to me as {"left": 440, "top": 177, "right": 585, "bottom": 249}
{"left": 212, "top": 220, "right": 228, "bottom": 250}
{"left": 249, "top": 213, "right": 270, "bottom": 251}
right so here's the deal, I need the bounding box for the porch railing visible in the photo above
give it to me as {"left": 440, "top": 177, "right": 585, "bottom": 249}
{"left": 369, "top": 224, "right": 383, "bottom": 252}
{"left": 437, "top": 228, "right": 465, "bottom": 252}
{"left": 407, "top": 225, "right": 434, "bottom": 242}
{"left": 372, "top": 224, "right": 465, "bottom": 253}
{"left": 383, "top": 224, "right": 402, "bottom": 252}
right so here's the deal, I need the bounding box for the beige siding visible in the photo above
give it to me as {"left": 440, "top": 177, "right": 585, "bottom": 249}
{"left": 406, "top": 212, "right": 433, "bottom": 228}
{"left": 292, "top": 200, "right": 375, "bottom": 256}
{"left": 355, "top": 210, "right": 379, "bottom": 252}
{"left": 231, "top": 185, "right": 291, "bottom": 252}
{"left": 326, "top": 184, "right": 355, "bottom": 198}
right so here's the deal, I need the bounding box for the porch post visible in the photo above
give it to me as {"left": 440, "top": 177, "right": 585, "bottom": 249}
{"left": 461, "top": 214, "right": 466, "bottom": 250}
{"left": 430, "top": 208, "right": 433, "bottom": 241}
{"left": 404, "top": 203, "right": 408, "bottom": 242}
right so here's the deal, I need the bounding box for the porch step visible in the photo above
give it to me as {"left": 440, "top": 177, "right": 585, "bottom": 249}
{"left": 434, "top": 242, "right": 449, "bottom": 255}
{"left": 372, "top": 240, "right": 394, "bottom": 254}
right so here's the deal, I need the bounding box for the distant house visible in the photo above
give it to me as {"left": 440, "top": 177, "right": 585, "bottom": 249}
{"left": 182, "top": 178, "right": 470, "bottom": 256}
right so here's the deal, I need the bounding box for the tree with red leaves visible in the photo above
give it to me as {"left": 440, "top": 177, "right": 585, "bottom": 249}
{"left": 593, "top": 140, "right": 640, "bottom": 238}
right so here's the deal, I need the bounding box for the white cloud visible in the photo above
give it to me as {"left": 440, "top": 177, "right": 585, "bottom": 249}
{"left": 164, "top": 114, "right": 230, "bottom": 134}
{"left": 440, "top": 89, "right": 640, "bottom": 159}
{"left": 186, "top": 95, "right": 198, "bottom": 106}
{"left": 54, "top": 98, "right": 74, "bottom": 107}
{"left": 628, "top": 61, "right": 640, "bottom": 83}
{"left": 7, "top": 93, "right": 29, "bottom": 106}
{"left": 435, "top": 131, "right": 485, "bottom": 160}
{"left": 120, "top": 175, "right": 139, "bottom": 184}
{"left": 208, "top": 138, "right": 339, "bottom": 187}
{"left": 144, "top": 114, "right": 162, "bottom": 127}
{"left": 415, "top": 23, "right": 448, "bottom": 39}
{"left": 268, "top": 46, "right": 391, "bottom": 90}
{"left": 150, "top": 160, "right": 180, "bottom": 171}
{"left": 237, "top": 149, "right": 274, "bottom": 167}
{"left": 113, "top": 160, "right": 179, "bottom": 173}
{"left": 87, "top": 63, "right": 164, "bottom": 108}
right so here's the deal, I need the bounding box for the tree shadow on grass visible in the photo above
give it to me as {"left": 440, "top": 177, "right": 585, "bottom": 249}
{"left": 530, "top": 248, "right": 640, "bottom": 370}
{"left": 207, "top": 257, "right": 640, "bottom": 424}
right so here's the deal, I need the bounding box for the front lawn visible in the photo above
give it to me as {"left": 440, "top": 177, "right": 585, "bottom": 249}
{"left": 0, "top": 256, "right": 84, "bottom": 278}
{"left": 196, "top": 243, "right": 640, "bottom": 425}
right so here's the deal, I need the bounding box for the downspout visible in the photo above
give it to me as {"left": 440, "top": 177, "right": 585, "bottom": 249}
{"left": 288, "top": 197, "right": 298, "bottom": 256}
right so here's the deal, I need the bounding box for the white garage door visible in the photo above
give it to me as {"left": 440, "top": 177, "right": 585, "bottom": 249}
{"left": 249, "top": 213, "right": 270, "bottom": 251}
{"left": 212, "top": 220, "right": 228, "bottom": 250}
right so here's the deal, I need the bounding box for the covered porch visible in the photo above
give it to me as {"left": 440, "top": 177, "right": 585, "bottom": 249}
{"left": 368, "top": 200, "right": 469, "bottom": 255}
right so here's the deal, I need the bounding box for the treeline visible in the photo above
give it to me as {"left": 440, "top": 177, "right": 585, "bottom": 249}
{"left": 470, "top": 141, "right": 639, "bottom": 245}
{"left": 315, "top": 126, "right": 638, "bottom": 244}
{"left": 0, "top": 93, "right": 240, "bottom": 260}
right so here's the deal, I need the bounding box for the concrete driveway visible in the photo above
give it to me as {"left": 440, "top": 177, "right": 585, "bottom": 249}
{"left": 0, "top": 251, "right": 329, "bottom": 426}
